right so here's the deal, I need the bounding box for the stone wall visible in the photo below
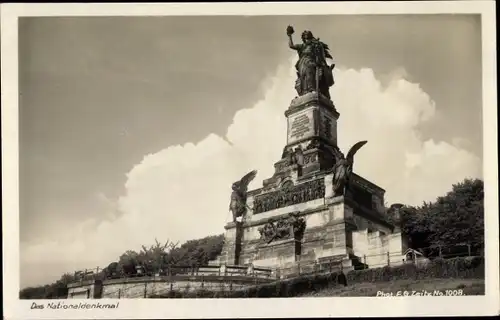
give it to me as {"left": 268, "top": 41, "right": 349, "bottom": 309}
{"left": 67, "top": 280, "right": 102, "bottom": 299}
{"left": 352, "top": 229, "right": 407, "bottom": 267}
{"left": 100, "top": 276, "right": 252, "bottom": 298}
{"left": 67, "top": 273, "right": 274, "bottom": 299}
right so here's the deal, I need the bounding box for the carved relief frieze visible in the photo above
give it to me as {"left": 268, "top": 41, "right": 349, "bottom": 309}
{"left": 253, "top": 178, "right": 325, "bottom": 214}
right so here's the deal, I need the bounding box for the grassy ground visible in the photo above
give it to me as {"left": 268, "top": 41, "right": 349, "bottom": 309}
{"left": 300, "top": 278, "right": 485, "bottom": 297}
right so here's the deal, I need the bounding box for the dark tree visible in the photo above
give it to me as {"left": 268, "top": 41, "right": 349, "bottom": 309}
{"left": 387, "top": 178, "right": 484, "bottom": 257}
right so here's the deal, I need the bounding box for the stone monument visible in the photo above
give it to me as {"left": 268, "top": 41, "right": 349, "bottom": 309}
{"left": 214, "top": 26, "right": 407, "bottom": 277}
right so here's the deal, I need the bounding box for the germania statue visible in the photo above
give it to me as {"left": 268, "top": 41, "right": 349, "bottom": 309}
{"left": 286, "top": 25, "right": 335, "bottom": 99}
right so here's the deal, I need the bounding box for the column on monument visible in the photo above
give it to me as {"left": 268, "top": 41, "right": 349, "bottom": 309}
{"left": 219, "top": 225, "right": 240, "bottom": 265}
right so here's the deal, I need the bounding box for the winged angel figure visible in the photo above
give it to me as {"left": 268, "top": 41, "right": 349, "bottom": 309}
{"left": 229, "top": 170, "right": 257, "bottom": 222}
{"left": 332, "top": 141, "right": 368, "bottom": 196}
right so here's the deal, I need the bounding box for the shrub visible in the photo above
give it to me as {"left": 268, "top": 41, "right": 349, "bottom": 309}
{"left": 346, "top": 256, "right": 484, "bottom": 285}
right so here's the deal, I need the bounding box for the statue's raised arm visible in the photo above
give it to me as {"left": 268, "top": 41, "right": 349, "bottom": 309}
{"left": 286, "top": 25, "right": 302, "bottom": 50}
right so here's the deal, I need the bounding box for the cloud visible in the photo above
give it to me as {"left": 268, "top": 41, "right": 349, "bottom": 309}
{"left": 20, "top": 55, "right": 482, "bottom": 287}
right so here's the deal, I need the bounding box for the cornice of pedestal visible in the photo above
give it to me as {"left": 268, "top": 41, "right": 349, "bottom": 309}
{"left": 343, "top": 196, "right": 395, "bottom": 230}
{"left": 285, "top": 91, "right": 339, "bottom": 118}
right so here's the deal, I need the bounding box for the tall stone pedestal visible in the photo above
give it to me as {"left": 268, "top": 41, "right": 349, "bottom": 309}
{"left": 216, "top": 92, "right": 406, "bottom": 276}
{"left": 267, "top": 92, "right": 341, "bottom": 185}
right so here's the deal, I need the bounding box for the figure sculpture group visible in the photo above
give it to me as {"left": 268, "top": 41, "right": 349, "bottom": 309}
{"left": 281, "top": 145, "right": 305, "bottom": 167}
{"left": 258, "top": 213, "right": 306, "bottom": 244}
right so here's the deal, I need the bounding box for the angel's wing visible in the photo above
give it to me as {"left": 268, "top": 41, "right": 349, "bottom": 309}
{"left": 239, "top": 170, "right": 258, "bottom": 189}
{"left": 346, "top": 141, "right": 368, "bottom": 162}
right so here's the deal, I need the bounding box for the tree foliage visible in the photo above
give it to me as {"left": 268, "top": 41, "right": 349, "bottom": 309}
{"left": 20, "top": 234, "right": 224, "bottom": 299}
{"left": 19, "top": 274, "right": 74, "bottom": 299}
{"left": 387, "top": 178, "right": 484, "bottom": 257}
{"left": 102, "top": 234, "right": 225, "bottom": 278}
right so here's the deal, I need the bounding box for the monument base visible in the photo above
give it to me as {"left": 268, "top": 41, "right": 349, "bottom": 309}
{"left": 216, "top": 172, "right": 408, "bottom": 277}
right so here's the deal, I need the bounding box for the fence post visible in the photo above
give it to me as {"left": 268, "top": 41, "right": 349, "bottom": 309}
{"left": 363, "top": 255, "right": 367, "bottom": 269}
{"left": 467, "top": 244, "right": 471, "bottom": 256}
{"left": 387, "top": 252, "right": 390, "bottom": 266}
{"left": 118, "top": 289, "right": 121, "bottom": 299}
{"left": 143, "top": 282, "right": 147, "bottom": 298}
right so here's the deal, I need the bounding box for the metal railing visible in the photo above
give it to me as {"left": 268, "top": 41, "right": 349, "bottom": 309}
{"left": 69, "top": 263, "right": 274, "bottom": 284}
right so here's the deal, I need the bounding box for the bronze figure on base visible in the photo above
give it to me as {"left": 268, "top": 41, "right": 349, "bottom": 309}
{"left": 332, "top": 141, "right": 368, "bottom": 196}
{"left": 229, "top": 170, "right": 257, "bottom": 222}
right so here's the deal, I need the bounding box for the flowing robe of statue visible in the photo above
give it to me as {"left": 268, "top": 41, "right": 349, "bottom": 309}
{"left": 294, "top": 42, "right": 317, "bottom": 95}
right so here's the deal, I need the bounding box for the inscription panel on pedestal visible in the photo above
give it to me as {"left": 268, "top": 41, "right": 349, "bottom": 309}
{"left": 287, "top": 109, "right": 314, "bottom": 144}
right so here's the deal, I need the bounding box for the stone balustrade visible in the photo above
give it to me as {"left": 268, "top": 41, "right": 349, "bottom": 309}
{"left": 67, "top": 264, "right": 274, "bottom": 299}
